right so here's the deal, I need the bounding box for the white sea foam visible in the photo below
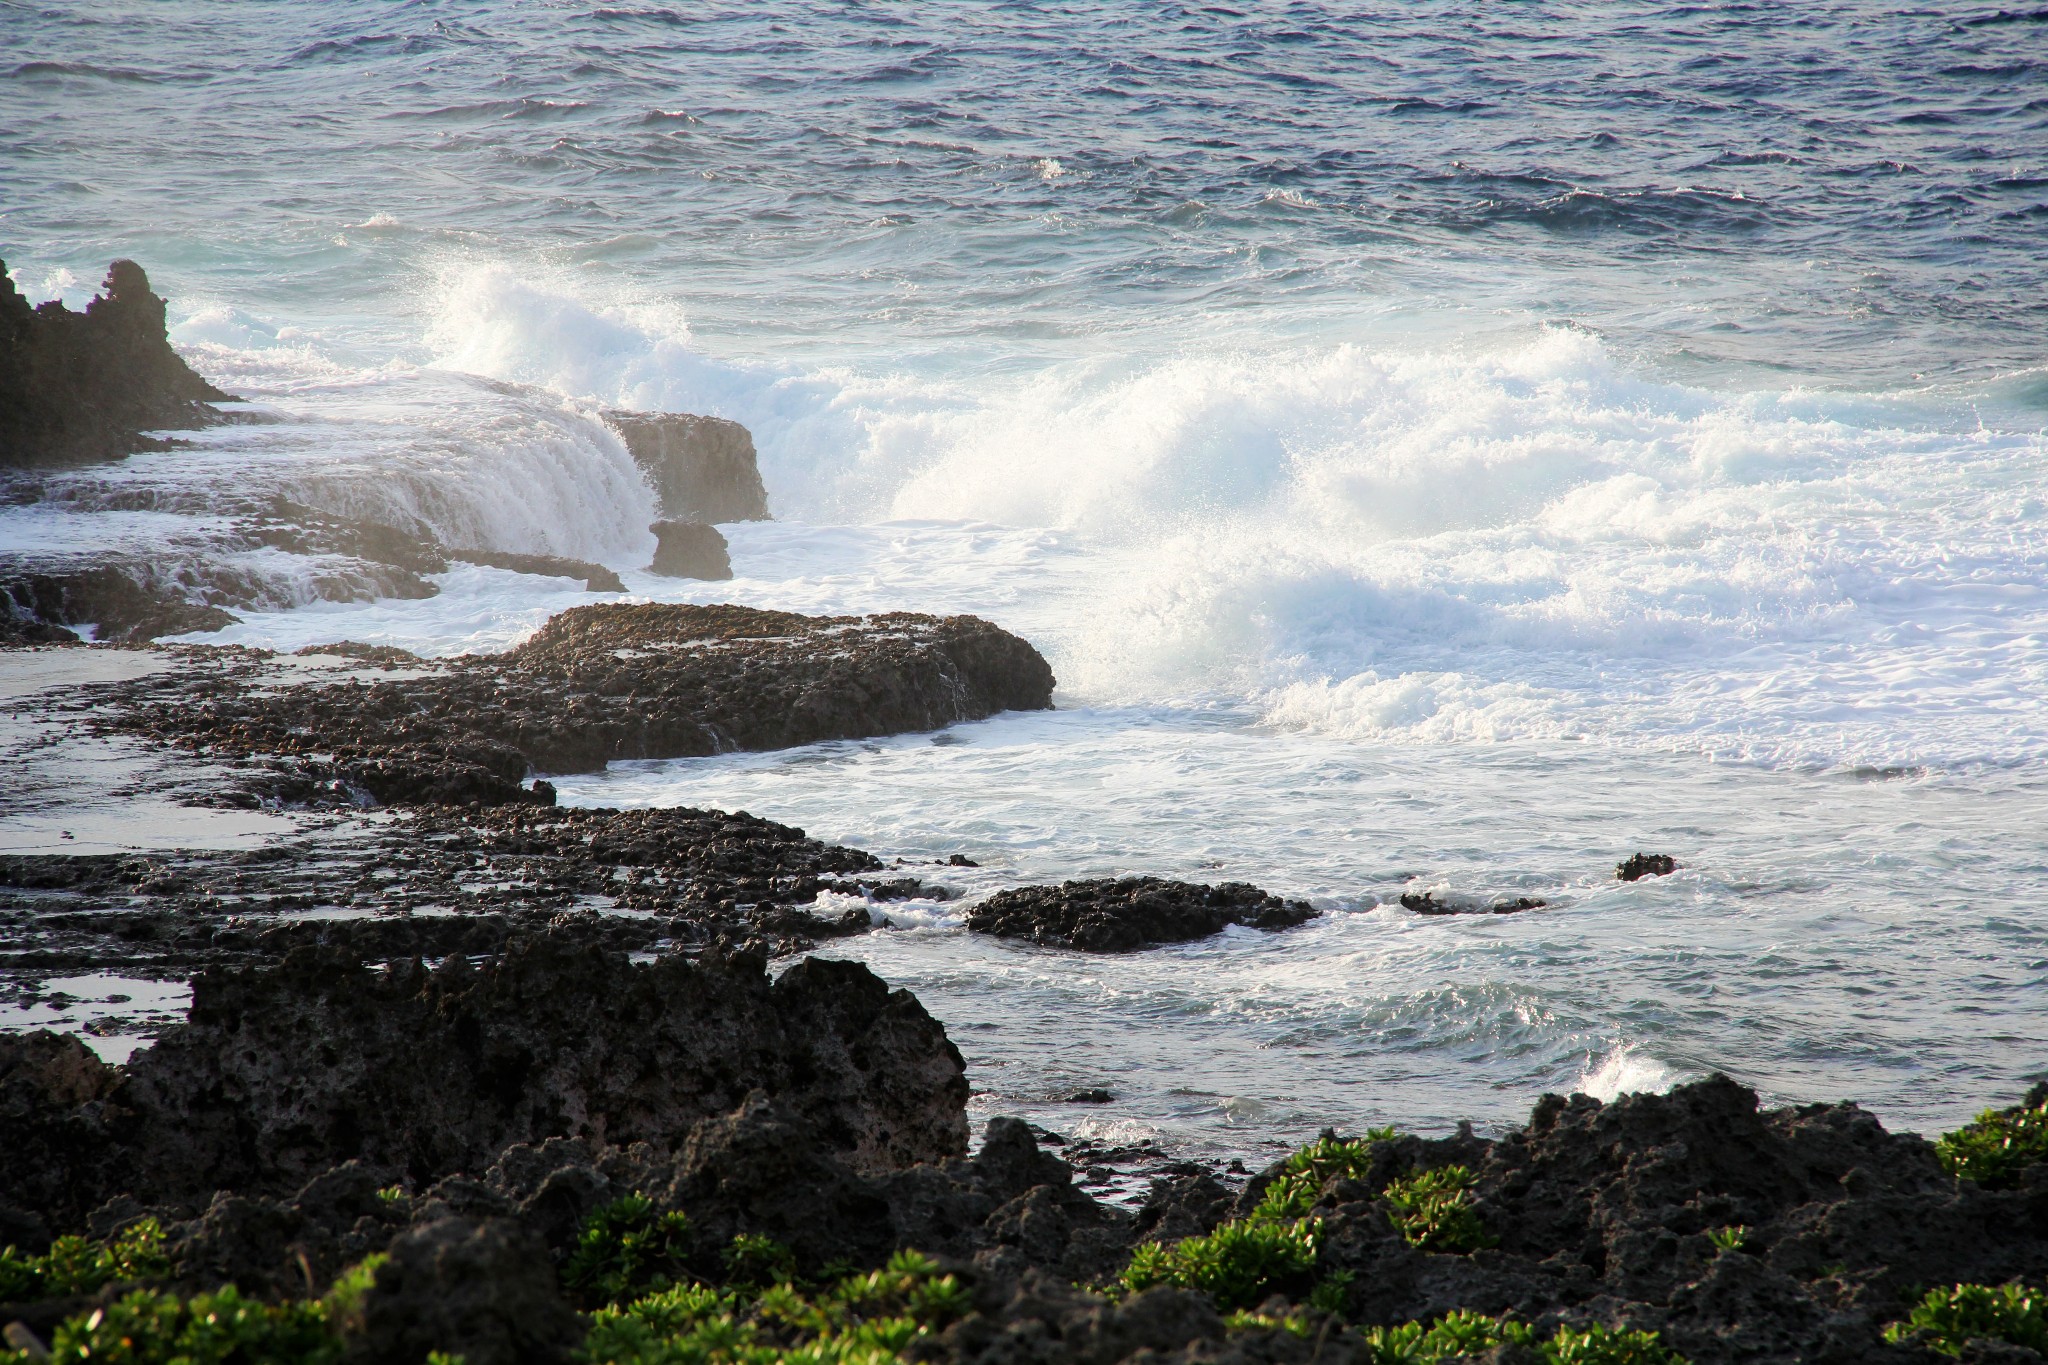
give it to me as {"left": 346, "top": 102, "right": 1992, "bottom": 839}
{"left": 1575, "top": 1046, "right": 1686, "bottom": 1103}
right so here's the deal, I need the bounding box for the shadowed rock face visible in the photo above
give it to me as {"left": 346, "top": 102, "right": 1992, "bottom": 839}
{"left": 604, "top": 411, "right": 769, "bottom": 523}
{"left": 967, "top": 876, "right": 1317, "bottom": 952}
{"left": 648, "top": 518, "right": 733, "bottom": 579}
{"left": 0, "top": 937, "right": 969, "bottom": 1225}
{"left": 0, "top": 259, "right": 232, "bottom": 467}
{"left": 97, "top": 602, "right": 1058, "bottom": 803}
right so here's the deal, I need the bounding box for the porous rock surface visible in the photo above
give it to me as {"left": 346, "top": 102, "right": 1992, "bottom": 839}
{"left": 0, "top": 937, "right": 968, "bottom": 1228}
{"left": 84, "top": 602, "right": 1056, "bottom": 804}
{"left": 0, "top": 259, "right": 231, "bottom": 468}
{"left": 3, "top": 940, "right": 2046, "bottom": 1364}
{"left": 604, "top": 410, "right": 770, "bottom": 523}
{"left": 0, "top": 803, "right": 934, "bottom": 977}
{"left": 967, "top": 876, "right": 1317, "bottom": 952}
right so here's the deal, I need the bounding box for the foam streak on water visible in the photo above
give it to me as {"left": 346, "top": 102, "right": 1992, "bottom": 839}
{"left": 2, "top": 1, "right": 2045, "bottom": 1152}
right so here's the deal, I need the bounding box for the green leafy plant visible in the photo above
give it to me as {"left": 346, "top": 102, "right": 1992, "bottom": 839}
{"left": 1935, "top": 1098, "right": 2048, "bottom": 1189}
{"left": 563, "top": 1195, "right": 693, "bottom": 1308}
{"left": 0, "top": 1219, "right": 170, "bottom": 1302}
{"left": 1883, "top": 1282, "right": 2048, "bottom": 1357}
{"left": 1254, "top": 1129, "right": 1402, "bottom": 1221}
{"left": 1383, "top": 1166, "right": 1495, "bottom": 1253}
{"left": 577, "top": 1248, "right": 970, "bottom": 1365}
{"left": 722, "top": 1234, "right": 798, "bottom": 1289}
{"left": 1705, "top": 1225, "right": 1749, "bottom": 1254}
{"left": 1306, "top": 1269, "right": 1354, "bottom": 1316}
{"left": 1362, "top": 1313, "right": 1684, "bottom": 1365}
{"left": 1362, "top": 1310, "right": 1535, "bottom": 1363}
{"left": 1120, "top": 1217, "right": 1322, "bottom": 1312}
{"left": 1544, "top": 1323, "right": 1688, "bottom": 1364}
{"left": 33, "top": 1286, "right": 340, "bottom": 1364}
{"left": 1224, "top": 1306, "right": 1314, "bottom": 1338}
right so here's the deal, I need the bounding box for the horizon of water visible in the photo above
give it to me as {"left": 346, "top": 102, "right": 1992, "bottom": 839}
{"left": 3, "top": 2, "right": 2046, "bottom": 1157}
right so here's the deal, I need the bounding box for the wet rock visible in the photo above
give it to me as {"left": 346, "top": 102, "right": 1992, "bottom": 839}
{"left": 1399, "top": 891, "right": 1548, "bottom": 916}
{"left": 0, "top": 260, "right": 233, "bottom": 468}
{"left": 966, "top": 877, "right": 1316, "bottom": 952}
{"left": 0, "top": 566, "right": 240, "bottom": 643}
{"left": 1618, "top": 853, "right": 1679, "bottom": 881}
{"left": 445, "top": 550, "right": 625, "bottom": 593}
{"left": 648, "top": 519, "right": 733, "bottom": 579}
{"left": 91, "top": 602, "right": 1056, "bottom": 799}
{"left": 604, "top": 410, "right": 770, "bottom": 522}
{"left": 1065, "top": 1088, "right": 1116, "bottom": 1104}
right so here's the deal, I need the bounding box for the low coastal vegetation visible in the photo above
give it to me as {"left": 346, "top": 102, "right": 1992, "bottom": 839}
{"left": 1934, "top": 1089, "right": 2048, "bottom": 1189}
{"left": 1884, "top": 1282, "right": 2048, "bottom": 1357}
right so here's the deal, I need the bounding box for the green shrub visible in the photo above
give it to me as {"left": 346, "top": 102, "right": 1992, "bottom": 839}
{"left": 1883, "top": 1282, "right": 2048, "bottom": 1356}
{"left": 1254, "top": 1130, "right": 1402, "bottom": 1221}
{"left": 1935, "top": 1099, "right": 2048, "bottom": 1189}
{"left": 1544, "top": 1323, "right": 1688, "bottom": 1364}
{"left": 0, "top": 1219, "right": 170, "bottom": 1301}
{"left": 722, "top": 1234, "right": 798, "bottom": 1289}
{"left": 1362, "top": 1313, "right": 1684, "bottom": 1365}
{"left": 577, "top": 1249, "right": 969, "bottom": 1365}
{"left": 1362, "top": 1310, "right": 1534, "bottom": 1363}
{"left": 1705, "top": 1225, "right": 1749, "bottom": 1254}
{"left": 563, "top": 1195, "right": 693, "bottom": 1307}
{"left": 1383, "top": 1166, "right": 1494, "bottom": 1253}
{"left": 35, "top": 1286, "right": 340, "bottom": 1364}
{"left": 1224, "top": 1306, "right": 1314, "bottom": 1338}
{"left": 1120, "top": 1217, "right": 1322, "bottom": 1312}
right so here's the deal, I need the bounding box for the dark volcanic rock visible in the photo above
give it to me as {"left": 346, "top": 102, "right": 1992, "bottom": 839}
{"left": 1, "top": 937, "right": 967, "bottom": 1224}
{"left": 93, "top": 602, "right": 1057, "bottom": 802}
{"left": 604, "top": 410, "right": 770, "bottom": 522}
{"left": 2, "top": 564, "right": 241, "bottom": 643}
{"left": 354, "top": 1215, "right": 584, "bottom": 1365}
{"left": 1619, "top": 852, "right": 1680, "bottom": 881}
{"left": 967, "top": 877, "right": 1317, "bottom": 952}
{"left": 0, "top": 259, "right": 232, "bottom": 468}
{"left": 1399, "top": 891, "right": 1547, "bottom": 916}
{"left": 648, "top": 518, "right": 734, "bottom": 579}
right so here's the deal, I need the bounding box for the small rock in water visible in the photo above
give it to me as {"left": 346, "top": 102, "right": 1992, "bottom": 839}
{"left": 647, "top": 519, "right": 733, "bottom": 579}
{"left": 967, "top": 876, "right": 1316, "bottom": 952}
{"left": 1065, "top": 1088, "right": 1115, "bottom": 1104}
{"left": 1617, "top": 852, "right": 1679, "bottom": 881}
{"left": 1399, "top": 891, "right": 1547, "bottom": 916}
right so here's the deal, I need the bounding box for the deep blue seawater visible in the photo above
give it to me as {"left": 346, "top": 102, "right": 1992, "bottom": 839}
{"left": 3, "top": 2, "right": 2045, "bottom": 1157}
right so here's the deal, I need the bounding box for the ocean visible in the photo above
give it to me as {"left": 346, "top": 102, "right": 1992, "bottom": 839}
{"left": 3, "top": 0, "right": 2045, "bottom": 1163}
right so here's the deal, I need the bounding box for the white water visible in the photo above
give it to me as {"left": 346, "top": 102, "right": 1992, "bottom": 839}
{"left": 6, "top": 0, "right": 2047, "bottom": 1155}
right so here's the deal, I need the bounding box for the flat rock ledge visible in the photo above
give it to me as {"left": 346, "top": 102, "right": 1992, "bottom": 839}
{"left": 4, "top": 940, "right": 2046, "bottom": 1365}
{"left": 966, "top": 876, "right": 1317, "bottom": 952}
{"left": 87, "top": 601, "right": 1056, "bottom": 806}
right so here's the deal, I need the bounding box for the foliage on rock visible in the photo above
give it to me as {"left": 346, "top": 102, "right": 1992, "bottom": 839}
{"left": 0, "top": 1219, "right": 169, "bottom": 1301}
{"left": 1382, "top": 1164, "right": 1494, "bottom": 1253}
{"left": 563, "top": 1196, "right": 694, "bottom": 1309}
{"left": 1883, "top": 1282, "right": 2048, "bottom": 1357}
{"left": 1119, "top": 1216, "right": 1324, "bottom": 1311}
{"left": 1935, "top": 1094, "right": 2048, "bottom": 1188}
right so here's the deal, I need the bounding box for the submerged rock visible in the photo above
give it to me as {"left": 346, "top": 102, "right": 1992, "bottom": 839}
{"left": 0, "top": 259, "right": 233, "bottom": 468}
{"left": 1399, "top": 891, "right": 1547, "bottom": 916}
{"left": 604, "top": 410, "right": 770, "bottom": 523}
{"left": 1618, "top": 852, "right": 1680, "bottom": 881}
{"left": 648, "top": 518, "right": 733, "bottom": 579}
{"left": 88, "top": 602, "right": 1055, "bottom": 801}
{"left": 966, "top": 876, "right": 1317, "bottom": 952}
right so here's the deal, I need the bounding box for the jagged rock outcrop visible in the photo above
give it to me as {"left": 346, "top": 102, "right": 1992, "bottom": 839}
{"left": 0, "top": 259, "right": 232, "bottom": 467}
{"left": 648, "top": 518, "right": 733, "bottom": 579}
{"left": 604, "top": 410, "right": 769, "bottom": 523}
{"left": 95, "top": 602, "right": 1058, "bottom": 801}
{"left": 967, "top": 877, "right": 1317, "bottom": 952}
{"left": 0, "top": 938, "right": 968, "bottom": 1226}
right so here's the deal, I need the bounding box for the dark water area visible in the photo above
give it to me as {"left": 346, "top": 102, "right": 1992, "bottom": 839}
{"left": 3, "top": 2, "right": 2045, "bottom": 389}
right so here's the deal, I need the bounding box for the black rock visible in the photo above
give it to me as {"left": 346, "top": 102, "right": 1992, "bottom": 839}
{"left": 648, "top": 519, "right": 733, "bottom": 579}
{"left": 967, "top": 877, "right": 1317, "bottom": 952}
{"left": 604, "top": 411, "right": 769, "bottom": 523}
{"left": 1399, "top": 892, "right": 1548, "bottom": 916}
{"left": 446, "top": 550, "right": 624, "bottom": 593}
{"left": 1064, "top": 1089, "right": 1116, "bottom": 1104}
{"left": 1618, "top": 852, "right": 1680, "bottom": 881}
{"left": 0, "top": 259, "right": 233, "bottom": 468}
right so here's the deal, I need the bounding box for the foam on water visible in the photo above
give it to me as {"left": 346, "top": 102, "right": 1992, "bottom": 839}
{"left": 5, "top": 0, "right": 2046, "bottom": 1148}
